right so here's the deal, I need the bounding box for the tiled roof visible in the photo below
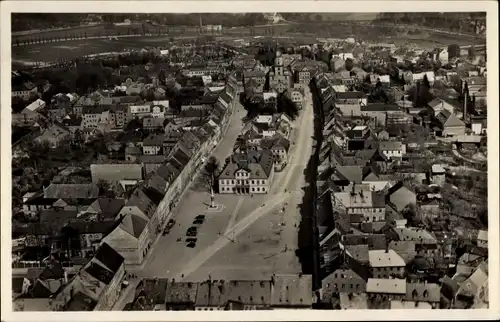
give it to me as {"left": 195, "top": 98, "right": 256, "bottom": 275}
{"left": 366, "top": 278, "right": 406, "bottom": 294}
{"left": 85, "top": 261, "right": 114, "bottom": 285}
{"left": 90, "top": 164, "right": 143, "bottom": 183}
{"left": 270, "top": 274, "right": 313, "bottom": 307}
{"left": 44, "top": 184, "right": 99, "bottom": 199}
{"left": 368, "top": 249, "right": 406, "bottom": 268}
{"left": 95, "top": 242, "right": 124, "bottom": 274}
{"left": 119, "top": 213, "right": 147, "bottom": 239}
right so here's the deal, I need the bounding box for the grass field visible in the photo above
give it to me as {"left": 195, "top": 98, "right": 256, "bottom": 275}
{"left": 11, "top": 21, "right": 485, "bottom": 68}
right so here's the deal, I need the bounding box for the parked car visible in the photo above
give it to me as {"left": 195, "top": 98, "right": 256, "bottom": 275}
{"left": 186, "top": 241, "right": 196, "bottom": 248}
{"left": 193, "top": 215, "right": 206, "bottom": 225}
{"left": 186, "top": 238, "right": 197, "bottom": 243}
{"left": 186, "top": 227, "right": 198, "bottom": 237}
{"left": 166, "top": 219, "right": 176, "bottom": 229}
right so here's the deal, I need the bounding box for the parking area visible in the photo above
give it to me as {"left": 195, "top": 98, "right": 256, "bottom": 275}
{"left": 139, "top": 100, "right": 248, "bottom": 278}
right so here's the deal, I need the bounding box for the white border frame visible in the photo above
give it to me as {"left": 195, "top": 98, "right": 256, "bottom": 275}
{"left": 1, "top": 1, "right": 498, "bottom": 321}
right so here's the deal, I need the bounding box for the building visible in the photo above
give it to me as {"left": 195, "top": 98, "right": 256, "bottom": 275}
{"left": 194, "top": 280, "right": 272, "bottom": 310}
{"left": 12, "top": 82, "right": 39, "bottom": 101}
{"left": 378, "top": 141, "right": 406, "bottom": 160}
{"left": 286, "top": 85, "right": 305, "bottom": 110}
{"left": 368, "top": 249, "right": 406, "bottom": 278}
{"left": 435, "top": 110, "right": 466, "bottom": 137}
{"left": 477, "top": 230, "right": 488, "bottom": 249}
{"left": 331, "top": 190, "right": 386, "bottom": 223}
{"left": 218, "top": 150, "right": 275, "bottom": 194}
{"left": 90, "top": 164, "right": 143, "bottom": 184}
{"left": 269, "top": 51, "right": 293, "bottom": 94}
{"left": 35, "top": 123, "right": 71, "bottom": 148}
{"left": 427, "top": 98, "right": 455, "bottom": 117}
{"left": 25, "top": 98, "right": 46, "bottom": 112}
{"left": 366, "top": 278, "right": 406, "bottom": 300}
{"left": 102, "top": 213, "right": 151, "bottom": 265}
{"left": 403, "top": 282, "right": 441, "bottom": 309}
{"left": 270, "top": 274, "right": 313, "bottom": 309}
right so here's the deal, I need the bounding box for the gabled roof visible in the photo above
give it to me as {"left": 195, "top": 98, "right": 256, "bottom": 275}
{"left": 366, "top": 278, "right": 406, "bottom": 294}
{"left": 368, "top": 249, "right": 406, "bottom": 268}
{"left": 125, "top": 188, "right": 157, "bottom": 219}
{"left": 405, "top": 283, "right": 440, "bottom": 303}
{"left": 332, "top": 165, "right": 363, "bottom": 183}
{"left": 119, "top": 213, "right": 147, "bottom": 239}
{"left": 94, "top": 242, "right": 124, "bottom": 274}
{"left": 44, "top": 184, "right": 99, "bottom": 199}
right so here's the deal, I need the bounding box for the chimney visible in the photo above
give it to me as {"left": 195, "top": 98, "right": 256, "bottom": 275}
{"left": 463, "top": 90, "right": 468, "bottom": 120}
{"left": 385, "top": 243, "right": 389, "bottom": 253}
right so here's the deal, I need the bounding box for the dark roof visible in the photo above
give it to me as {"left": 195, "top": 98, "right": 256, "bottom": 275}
{"left": 65, "top": 291, "right": 97, "bottom": 311}
{"left": 30, "top": 280, "right": 53, "bottom": 298}
{"left": 94, "top": 198, "right": 125, "bottom": 219}
{"left": 343, "top": 234, "right": 387, "bottom": 250}
{"left": 336, "top": 91, "right": 366, "bottom": 100}
{"left": 38, "top": 261, "right": 65, "bottom": 280}
{"left": 39, "top": 209, "right": 78, "bottom": 229}
{"left": 85, "top": 261, "right": 114, "bottom": 284}
{"left": 67, "top": 220, "right": 119, "bottom": 235}
{"left": 94, "top": 242, "right": 124, "bottom": 274}
{"left": 361, "top": 103, "right": 400, "bottom": 112}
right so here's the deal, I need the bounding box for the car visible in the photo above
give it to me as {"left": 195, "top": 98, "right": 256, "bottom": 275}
{"left": 187, "top": 226, "right": 197, "bottom": 232}
{"left": 185, "top": 238, "right": 197, "bottom": 243}
{"left": 186, "top": 241, "right": 196, "bottom": 248}
{"left": 186, "top": 229, "right": 197, "bottom": 237}
{"left": 166, "top": 219, "right": 176, "bottom": 229}
{"left": 193, "top": 219, "right": 203, "bottom": 225}
{"left": 195, "top": 215, "right": 206, "bottom": 221}
{"left": 162, "top": 228, "right": 170, "bottom": 236}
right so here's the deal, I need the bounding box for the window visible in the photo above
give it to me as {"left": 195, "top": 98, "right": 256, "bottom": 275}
{"left": 350, "top": 284, "right": 353, "bottom": 288}
{"left": 232, "top": 180, "right": 235, "bottom": 184}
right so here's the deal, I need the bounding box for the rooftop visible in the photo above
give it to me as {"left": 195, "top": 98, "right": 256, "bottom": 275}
{"left": 366, "top": 278, "right": 406, "bottom": 294}
{"left": 368, "top": 249, "right": 406, "bottom": 268}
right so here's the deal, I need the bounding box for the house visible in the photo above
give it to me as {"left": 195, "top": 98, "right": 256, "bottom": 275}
{"left": 403, "top": 282, "right": 440, "bottom": 309}
{"left": 385, "top": 182, "right": 417, "bottom": 212}
{"left": 427, "top": 98, "right": 455, "bottom": 116}
{"left": 119, "top": 187, "right": 159, "bottom": 235}
{"left": 142, "top": 134, "right": 164, "bottom": 155}
{"left": 35, "top": 123, "right": 71, "bottom": 148}
{"left": 65, "top": 220, "right": 119, "bottom": 258}
{"left": 12, "top": 82, "right": 39, "bottom": 101}
{"left": 321, "top": 251, "right": 369, "bottom": 299}
{"left": 435, "top": 110, "right": 466, "bottom": 137}
{"left": 331, "top": 190, "right": 386, "bottom": 223}
{"left": 430, "top": 164, "right": 446, "bottom": 186}
{"left": 368, "top": 249, "right": 406, "bottom": 278}
{"left": 194, "top": 280, "right": 272, "bottom": 310}
{"left": 69, "top": 242, "right": 125, "bottom": 310}
{"left": 102, "top": 213, "right": 150, "bottom": 265}
{"left": 12, "top": 108, "right": 45, "bottom": 127}
{"left": 218, "top": 150, "right": 275, "bottom": 194}
{"left": 164, "top": 282, "right": 199, "bottom": 310}
{"left": 366, "top": 278, "right": 406, "bottom": 300}
{"left": 242, "top": 70, "right": 266, "bottom": 92}
{"left": 90, "top": 164, "right": 143, "bottom": 184}
{"left": 83, "top": 198, "right": 125, "bottom": 221}
{"left": 25, "top": 98, "right": 46, "bottom": 112}
{"left": 378, "top": 141, "right": 406, "bottom": 160}
{"left": 270, "top": 274, "right": 313, "bottom": 309}
{"left": 330, "top": 57, "right": 345, "bottom": 72}
{"left": 286, "top": 86, "right": 305, "bottom": 110}
{"left": 476, "top": 230, "right": 487, "bottom": 249}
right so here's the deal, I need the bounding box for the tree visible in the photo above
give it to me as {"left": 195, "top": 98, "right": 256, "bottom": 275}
{"left": 345, "top": 58, "right": 354, "bottom": 71}
{"left": 59, "top": 226, "right": 81, "bottom": 259}
{"left": 278, "top": 92, "right": 299, "bottom": 120}
{"left": 203, "top": 156, "right": 220, "bottom": 192}
{"left": 97, "top": 179, "right": 110, "bottom": 195}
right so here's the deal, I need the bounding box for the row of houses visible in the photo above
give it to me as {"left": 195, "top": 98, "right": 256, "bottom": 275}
{"left": 312, "top": 72, "right": 489, "bottom": 309}
{"left": 125, "top": 274, "right": 314, "bottom": 311}
{"left": 15, "top": 78, "right": 238, "bottom": 267}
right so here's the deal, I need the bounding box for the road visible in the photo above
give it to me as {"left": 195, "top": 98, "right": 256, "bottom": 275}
{"left": 114, "top": 86, "right": 314, "bottom": 307}
{"left": 176, "top": 86, "right": 315, "bottom": 281}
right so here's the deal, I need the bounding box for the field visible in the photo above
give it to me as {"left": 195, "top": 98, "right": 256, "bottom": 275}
{"left": 12, "top": 21, "right": 486, "bottom": 69}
